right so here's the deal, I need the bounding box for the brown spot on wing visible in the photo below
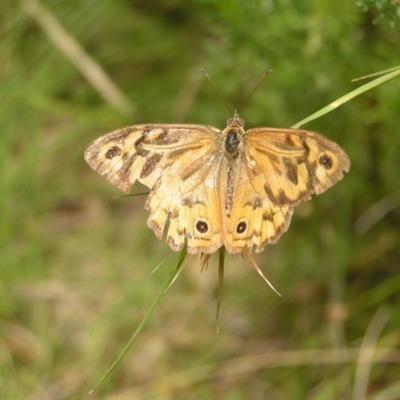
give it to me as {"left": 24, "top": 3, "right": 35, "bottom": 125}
{"left": 169, "top": 208, "right": 179, "bottom": 218}
{"left": 285, "top": 134, "right": 295, "bottom": 147}
{"left": 140, "top": 153, "right": 163, "bottom": 178}
{"left": 253, "top": 197, "right": 262, "bottom": 209}
{"left": 134, "top": 130, "right": 151, "bottom": 149}
{"left": 296, "top": 138, "right": 311, "bottom": 165}
{"left": 264, "top": 184, "right": 290, "bottom": 206}
{"left": 105, "top": 146, "right": 121, "bottom": 159}
{"left": 254, "top": 147, "right": 280, "bottom": 164}
{"left": 182, "top": 197, "right": 193, "bottom": 208}
{"left": 283, "top": 157, "right": 298, "bottom": 185}
{"left": 319, "top": 154, "right": 333, "bottom": 169}
{"left": 167, "top": 147, "right": 189, "bottom": 160}
{"left": 180, "top": 154, "right": 209, "bottom": 181}
{"left": 262, "top": 212, "right": 273, "bottom": 221}
{"left": 136, "top": 148, "right": 150, "bottom": 158}
{"left": 112, "top": 154, "right": 136, "bottom": 191}
{"left": 305, "top": 161, "right": 318, "bottom": 189}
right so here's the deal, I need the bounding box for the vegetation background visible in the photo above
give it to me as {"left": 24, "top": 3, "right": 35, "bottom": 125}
{"left": 1, "top": 0, "right": 400, "bottom": 399}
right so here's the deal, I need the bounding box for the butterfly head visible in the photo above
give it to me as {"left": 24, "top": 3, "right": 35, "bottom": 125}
{"left": 227, "top": 110, "right": 244, "bottom": 128}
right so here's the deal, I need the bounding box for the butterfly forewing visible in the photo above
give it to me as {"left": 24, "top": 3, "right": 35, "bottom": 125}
{"left": 84, "top": 124, "right": 218, "bottom": 192}
{"left": 245, "top": 127, "right": 350, "bottom": 207}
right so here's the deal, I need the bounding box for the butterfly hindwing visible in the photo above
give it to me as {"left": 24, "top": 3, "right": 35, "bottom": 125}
{"left": 145, "top": 147, "right": 225, "bottom": 254}
{"left": 224, "top": 158, "right": 294, "bottom": 253}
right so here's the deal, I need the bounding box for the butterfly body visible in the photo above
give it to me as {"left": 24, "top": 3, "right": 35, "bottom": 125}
{"left": 85, "top": 112, "right": 350, "bottom": 254}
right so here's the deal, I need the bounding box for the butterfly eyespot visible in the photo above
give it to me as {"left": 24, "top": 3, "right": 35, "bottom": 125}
{"left": 105, "top": 146, "right": 121, "bottom": 159}
{"left": 319, "top": 154, "right": 333, "bottom": 169}
{"left": 196, "top": 220, "right": 208, "bottom": 234}
{"left": 236, "top": 221, "right": 247, "bottom": 234}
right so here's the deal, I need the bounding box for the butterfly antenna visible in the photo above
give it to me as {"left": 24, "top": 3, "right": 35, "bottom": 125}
{"left": 201, "top": 69, "right": 233, "bottom": 117}
{"left": 237, "top": 70, "right": 273, "bottom": 114}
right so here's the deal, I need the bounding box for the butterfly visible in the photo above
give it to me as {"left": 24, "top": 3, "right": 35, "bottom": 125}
{"left": 84, "top": 111, "right": 350, "bottom": 255}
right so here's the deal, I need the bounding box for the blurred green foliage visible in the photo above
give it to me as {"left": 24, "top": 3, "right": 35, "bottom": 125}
{"left": 1, "top": 0, "right": 400, "bottom": 399}
{"left": 357, "top": 0, "right": 400, "bottom": 26}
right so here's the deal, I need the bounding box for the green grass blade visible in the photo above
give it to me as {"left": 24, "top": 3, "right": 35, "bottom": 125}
{"left": 351, "top": 65, "right": 400, "bottom": 81}
{"left": 89, "top": 245, "right": 188, "bottom": 394}
{"left": 216, "top": 247, "right": 225, "bottom": 332}
{"left": 292, "top": 66, "right": 400, "bottom": 128}
{"left": 115, "top": 192, "right": 150, "bottom": 198}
